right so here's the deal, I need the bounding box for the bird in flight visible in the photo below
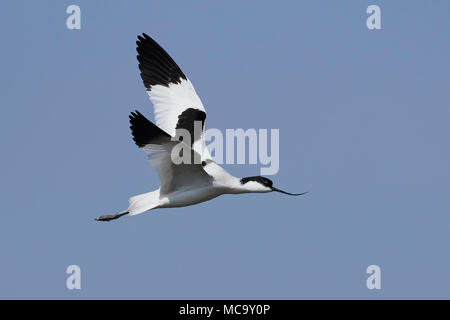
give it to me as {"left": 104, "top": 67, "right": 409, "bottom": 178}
{"left": 96, "top": 33, "right": 306, "bottom": 222}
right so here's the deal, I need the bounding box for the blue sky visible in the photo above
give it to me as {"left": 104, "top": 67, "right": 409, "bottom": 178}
{"left": 0, "top": 1, "right": 449, "bottom": 299}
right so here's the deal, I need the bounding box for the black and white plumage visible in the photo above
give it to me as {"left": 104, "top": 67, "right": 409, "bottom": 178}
{"left": 96, "top": 33, "right": 305, "bottom": 222}
{"left": 136, "top": 34, "right": 208, "bottom": 154}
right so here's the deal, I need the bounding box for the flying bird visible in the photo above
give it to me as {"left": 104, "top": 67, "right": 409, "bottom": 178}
{"left": 96, "top": 33, "right": 306, "bottom": 221}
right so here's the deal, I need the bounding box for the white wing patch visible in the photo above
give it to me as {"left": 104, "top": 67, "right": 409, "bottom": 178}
{"left": 149, "top": 79, "right": 205, "bottom": 137}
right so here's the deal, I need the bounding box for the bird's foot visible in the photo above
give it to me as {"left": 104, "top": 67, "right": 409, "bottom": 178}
{"left": 95, "top": 211, "right": 129, "bottom": 222}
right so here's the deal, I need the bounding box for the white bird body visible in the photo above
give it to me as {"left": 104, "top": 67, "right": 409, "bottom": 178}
{"left": 160, "top": 185, "right": 223, "bottom": 209}
{"left": 127, "top": 162, "right": 258, "bottom": 215}
{"left": 96, "top": 33, "right": 305, "bottom": 222}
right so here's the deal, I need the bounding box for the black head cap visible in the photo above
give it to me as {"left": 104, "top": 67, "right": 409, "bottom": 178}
{"left": 240, "top": 176, "right": 273, "bottom": 188}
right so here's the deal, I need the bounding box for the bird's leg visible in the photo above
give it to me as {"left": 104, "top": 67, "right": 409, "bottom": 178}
{"left": 95, "top": 211, "right": 129, "bottom": 222}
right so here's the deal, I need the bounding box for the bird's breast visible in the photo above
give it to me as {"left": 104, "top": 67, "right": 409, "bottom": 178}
{"left": 159, "top": 185, "right": 224, "bottom": 208}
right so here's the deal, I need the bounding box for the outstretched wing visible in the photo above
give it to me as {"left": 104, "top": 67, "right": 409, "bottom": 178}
{"left": 129, "top": 111, "right": 212, "bottom": 195}
{"left": 136, "top": 33, "right": 210, "bottom": 160}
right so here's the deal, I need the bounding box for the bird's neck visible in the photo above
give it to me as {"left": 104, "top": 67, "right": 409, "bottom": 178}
{"left": 206, "top": 162, "right": 257, "bottom": 194}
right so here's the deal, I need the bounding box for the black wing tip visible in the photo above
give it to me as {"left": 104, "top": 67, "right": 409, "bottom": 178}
{"left": 129, "top": 109, "right": 171, "bottom": 147}
{"left": 135, "top": 33, "right": 187, "bottom": 90}
{"left": 135, "top": 33, "right": 159, "bottom": 52}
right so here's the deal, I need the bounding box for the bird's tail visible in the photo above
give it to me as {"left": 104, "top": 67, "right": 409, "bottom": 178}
{"left": 127, "top": 189, "right": 161, "bottom": 216}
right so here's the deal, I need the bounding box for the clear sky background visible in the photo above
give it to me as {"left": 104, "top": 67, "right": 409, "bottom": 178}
{"left": 0, "top": 1, "right": 449, "bottom": 299}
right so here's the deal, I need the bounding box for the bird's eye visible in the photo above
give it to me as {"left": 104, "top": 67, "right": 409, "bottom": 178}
{"left": 201, "top": 161, "right": 206, "bottom": 167}
{"left": 179, "top": 136, "right": 183, "bottom": 141}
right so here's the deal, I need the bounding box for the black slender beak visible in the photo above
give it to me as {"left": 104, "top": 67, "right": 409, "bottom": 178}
{"left": 271, "top": 187, "right": 308, "bottom": 196}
